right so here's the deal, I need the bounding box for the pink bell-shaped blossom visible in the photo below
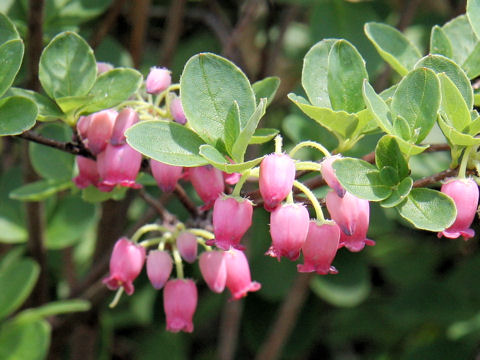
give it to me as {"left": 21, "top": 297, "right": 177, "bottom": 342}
{"left": 267, "top": 203, "right": 310, "bottom": 261}
{"left": 146, "top": 250, "right": 173, "bottom": 289}
{"left": 211, "top": 196, "right": 253, "bottom": 250}
{"left": 111, "top": 108, "right": 139, "bottom": 145}
{"left": 438, "top": 177, "right": 479, "bottom": 240}
{"left": 150, "top": 159, "right": 183, "bottom": 192}
{"left": 224, "top": 249, "right": 261, "bottom": 300}
{"left": 259, "top": 153, "right": 296, "bottom": 211}
{"left": 73, "top": 156, "right": 99, "bottom": 189}
{"left": 170, "top": 96, "right": 187, "bottom": 125}
{"left": 97, "top": 62, "right": 114, "bottom": 74}
{"left": 103, "top": 238, "right": 146, "bottom": 295}
{"left": 163, "top": 279, "right": 197, "bottom": 333}
{"left": 176, "top": 232, "right": 198, "bottom": 263}
{"left": 146, "top": 67, "right": 171, "bottom": 94}
{"left": 76, "top": 115, "right": 91, "bottom": 141}
{"left": 97, "top": 143, "right": 142, "bottom": 192}
{"left": 188, "top": 165, "right": 224, "bottom": 210}
{"left": 199, "top": 251, "right": 227, "bottom": 293}
{"left": 297, "top": 220, "right": 340, "bottom": 274}
{"left": 223, "top": 171, "right": 241, "bottom": 185}
{"left": 321, "top": 155, "right": 346, "bottom": 197}
{"left": 85, "top": 109, "right": 117, "bottom": 155}
{"left": 326, "top": 191, "right": 374, "bottom": 252}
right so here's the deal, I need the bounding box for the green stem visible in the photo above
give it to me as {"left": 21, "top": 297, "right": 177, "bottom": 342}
{"left": 131, "top": 223, "right": 169, "bottom": 243}
{"left": 289, "top": 141, "right": 331, "bottom": 159}
{"left": 458, "top": 146, "right": 474, "bottom": 179}
{"left": 109, "top": 287, "right": 124, "bottom": 308}
{"left": 293, "top": 180, "right": 324, "bottom": 221}
{"left": 295, "top": 161, "right": 322, "bottom": 172}
{"left": 172, "top": 245, "right": 184, "bottom": 279}
{"left": 188, "top": 228, "right": 214, "bottom": 239}
{"left": 286, "top": 191, "right": 294, "bottom": 204}
{"left": 139, "top": 237, "right": 163, "bottom": 248}
{"left": 232, "top": 170, "right": 250, "bottom": 197}
{"left": 274, "top": 135, "right": 283, "bottom": 154}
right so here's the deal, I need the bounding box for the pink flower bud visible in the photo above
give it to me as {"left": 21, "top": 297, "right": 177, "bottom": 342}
{"left": 297, "top": 220, "right": 340, "bottom": 274}
{"left": 176, "top": 232, "right": 198, "bottom": 263}
{"left": 97, "top": 62, "right": 114, "bottom": 75}
{"left": 438, "top": 177, "right": 479, "bottom": 240}
{"left": 85, "top": 109, "right": 117, "bottom": 155}
{"left": 163, "top": 279, "right": 197, "bottom": 333}
{"left": 321, "top": 155, "right": 346, "bottom": 197}
{"left": 267, "top": 203, "right": 310, "bottom": 261}
{"left": 170, "top": 96, "right": 187, "bottom": 125}
{"left": 224, "top": 249, "right": 261, "bottom": 300}
{"left": 199, "top": 251, "right": 227, "bottom": 293}
{"left": 146, "top": 250, "right": 173, "bottom": 289}
{"left": 146, "top": 67, "right": 171, "bottom": 94}
{"left": 150, "top": 159, "right": 183, "bottom": 192}
{"left": 223, "top": 171, "right": 241, "bottom": 185}
{"left": 326, "top": 191, "right": 374, "bottom": 252}
{"left": 97, "top": 143, "right": 142, "bottom": 192}
{"left": 111, "top": 108, "right": 139, "bottom": 145}
{"left": 212, "top": 196, "right": 253, "bottom": 250}
{"left": 76, "top": 115, "right": 91, "bottom": 141}
{"left": 188, "top": 165, "right": 224, "bottom": 210}
{"left": 73, "top": 156, "right": 99, "bottom": 189}
{"left": 103, "top": 238, "right": 146, "bottom": 295}
{"left": 259, "top": 153, "right": 296, "bottom": 211}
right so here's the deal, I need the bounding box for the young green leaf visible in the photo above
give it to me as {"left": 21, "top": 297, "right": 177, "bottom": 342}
{"left": 362, "top": 80, "right": 392, "bottom": 134}
{"left": 442, "top": 15, "right": 477, "bottom": 66}
{"left": 249, "top": 128, "right": 279, "bottom": 145}
{"left": 252, "top": 77, "right": 280, "bottom": 106}
{"left": 0, "top": 96, "right": 38, "bottom": 136}
{"left": 438, "top": 117, "right": 480, "bottom": 145}
{"left": 224, "top": 101, "right": 241, "bottom": 156}
{"left": 375, "top": 135, "right": 409, "bottom": 180}
{"left": 0, "top": 40, "right": 24, "bottom": 98}
{"left": 468, "top": 0, "right": 480, "bottom": 38}
{"left": 14, "top": 300, "right": 90, "bottom": 325}
{"left": 438, "top": 73, "right": 471, "bottom": 131}
{"left": 430, "top": 25, "right": 453, "bottom": 58}
{"left": 55, "top": 95, "right": 94, "bottom": 115}
{"left": 392, "top": 115, "right": 411, "bottom": 140}
{"left": 462, "top": 42, "right": 480, "bottom": 79}
{"left": 199, "top": 145, "right": 263, "bottom": 173}
{"left": 380, "top": 176, "right": 413, "bottom": 208}
{"left": 7, "top": 88, "right": 64, "bottom": 122}
{"left": 394, "top": 136, "right": 429, "bottom": 157}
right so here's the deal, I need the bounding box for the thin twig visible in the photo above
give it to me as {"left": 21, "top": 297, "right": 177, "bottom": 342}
{"left": 90, "top": 0, "right": 127, "bottom": 49}
{"left": 138, "top": 189, "right": 176, "bottom": 224}
{"left": 413, "top": 168, "right": 458, "bottom": 188}
{"left": 27, "top": 0, "right": 44, "bottom": 91}
{"left": 174, "top": 183, "right": 199, "bottom": 217}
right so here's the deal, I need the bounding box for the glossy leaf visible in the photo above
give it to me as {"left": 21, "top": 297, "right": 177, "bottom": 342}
{"left": 0, "top": 96, "right": 38, "bottom": 136}
{"left": 252, "top": 76, "right": 280, "bottom": 106}
{"left": 9, "top": 179, "right": 72, "bottom": 201}
{"left": 0, "top": 39, "right": 24, "bottom": 98}
{"left": 7, "top": 88, "right": 64, "bottom": 122}
{"left": 467, "top": 0, "right": 480, "bottom": 38}
{"left": 397, "top": 188, "right": 456, "bottom": 231}
{"left": 430, "top": 25, "right": 453, "bottom": 58}
{"left": 0, "top": 319, "right": 50, "bottom": 360}
{"left": 380, "top": 176, "right": 413, "bottom": 208}
{"left": 375, "top": 135, "right": 409, "bottom": 180}
{"left": 126, "top": 120, "right": 207, "bottom": 167}
{"left": 199, "top": 145, "right": 263, "bottom": 173}
{"left": 249, "top": 128, "right": 279, "bottom": 144}
{"left": 438, "top": 73, "right": 471, "bottom": 131}
{"left": 362, "top": 81, "right": 392, "bottom": 133}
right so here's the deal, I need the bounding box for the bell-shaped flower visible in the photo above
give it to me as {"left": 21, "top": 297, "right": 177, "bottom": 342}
{"left": 326, "top": 191, "right": 374, "bottom": 252}
{"left": 146, "top": 250, "right": 173, "bottom": 289}
{"left": 97, "top": 62, "right": 114, "bottom": 74}
{"left": 224, "top": 249, "right": 261, "bottom": 300}
{"left": 438, "top": 177, "right": 479, "bottom": 240}
{"left": 297, "top": 220, "right": 340, "bottom": 274}
{"left": 85, "top": 109, "right": 117, "bottom": 155}
{"left": 212, "top": 196, "right": 253, "bottom": 250}
{"left": 199, "top": 251, "right": 227, "bottom": 293}
{"left": 188, "top": 165, "right": 224, "bottom": 210}
{"left": 163, "top": 279, "right": 197, "bottom": 333}
{"left": 267, "top": 203, "right": 310, "bottom": 261}
{"left": 176, "top": 231, "right": 198, "bottom": 263}
{"left": 97, "top": 143, "right": 142, "bottom": 192}
{"left": 76, "top": 115, "right": 91, "bottom": 141}
{"left": 170, "top": 96, "right": 187, "bottom": 125}
{"left": 73, "top": 156, "right": 99, "bottom": 189}
{"left": 103, "top": 238, "right": 146, "bottom": 295}
{"left": 259, "top": 153, "right": 296, "bottom": 211}
{"left": 146, "top": 67, "right": 171, "bottom": 94}
{"left": 321, "top": 155, "right": 346, "bottom": 197}
{"left": 111, "top": 108, "right": 139, "bottom": 145}
{"left": 150, "top": 159, "right": 183, "bottom": 192}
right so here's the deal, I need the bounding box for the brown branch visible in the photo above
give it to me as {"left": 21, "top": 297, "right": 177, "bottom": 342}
{"left": 174, "top": 183, "right": 199, "bottom": 217}
{"left": 160, "top": 0, "right": 187, "bottom": 68}
{"left": 413, "top": 168, "right": 458, "bottom": 188}
{"left": 217, "top": 300, "right": 243, "bottom": 360}
{"left": 129, "top": 0, "right": 151, "bottom": 68}
{"left": 90, "top": 0, "right": 127, "bottom": 49}
{"left": 138, "top": 189, "right": 176, "bottom": 224}
{"left": 27, "top": 0, "right": 44, "bottom": 91}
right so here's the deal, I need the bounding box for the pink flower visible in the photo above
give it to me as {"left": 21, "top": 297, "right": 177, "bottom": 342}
{"left": 188, "top": 165, "right": 224, "bottom": 210}
{"left": 146, "top": 67, "right": 171, "bottom": 94}
{"left": 321, "top": 155, "right": 346, "bottom": 197}
{"left": 170, "top": 96, "right": 186, "bottom": 125}
{"left": 111, "top": 108, "right": 139, "bottom": 145}
{"left": 76, "top": 115, "right": 91, "bottom": 141}
{"left": 267, "top": 203, "right": 310, "bottom": 261}
{"left": 97, "top": 143, "right": 142, "bottom": 192}
{"left": 438, "top": 177, "right": 479, "bottom": 240}
{"left": 73, "top": 156, "right": 99, "bottom": 189}
{"left": 223, "top": 171, "right": 241, "bottom": 185}
{"left": 163, "top": 279, "right": 197, "bottom": 333}
{"left": 297, "top": 220, "right": 340, "bottom": 274}
{"left": 326, "top": 191, "right": 374, "bottom": 252}
{"left": 176, "top": 232, "right": 198, "bottom": 263}
{"left": 224, "top": 249, "right": 261, "bottom": 300}
{"left": 211, "top": 196, "right": 253, "bottom": 250}
{"left": 150, "top": 159, "right": 183, "bottom": 192}
{"left": 103, "top": 238, "right": 146, "bottom": 295}
{"left": 199, "top": 251, "right": 227, "bottom": 293}
{"left": 85, "top": 109, "right": 117, "bottom": 155}
{"left": 146, "top": 250, "right": 172, "bottom": 289}
{"left": 259, "top": 153, "right": 296, "bottom": 211}
{"left": 97, "top": 62, "right": 114, "bottom": 74}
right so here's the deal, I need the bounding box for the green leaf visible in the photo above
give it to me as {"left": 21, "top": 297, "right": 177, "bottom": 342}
{"left": 224, "top": 101, "right": 240, "bottom": 157}
{"left": 375, "top": 135, "right": 409, "bottom": 180}
{"left": 0, "top": 39, "right": 24, "bottom": 98}
{"left": 430, "top": 25, "right": 453, "bottom": 58}
{"left": 465, "top": 116, "right": 480, "bottom": 136}
{"left": 55, "top": 95, "right": 94, "bottom": 114}
{"left": 199, "top": 144, "right": 263, "bottom": 173}
{"left": 0, "top": 319, "right": 50, "bottom": 360}
{"left": 380, "top": 176, "right": 413, "bottom": 208}
{"left": 7, "top": 88, "right": 64, "bottom": 122}
{"left": 415, "top": 54, "right": 473, "bottom": 109}
{"left": 362, "top": 80, "right": 392, "bottom": 133}
{"left": 249, "top": 128, "right": 279, "bottom": 144}
{"left": 9, "top": 179, "right": 72, "bottom": 201}
{"left": 438, "top": 73, "right": 471, "bottom": 131}
{"left": 392, "top": 115, "right": 411, "bottom": 140}
{"left": 80, "top": 68, "right": 142, "bottom": 113}
{"left": 397, "top": 188, "right": 456, "bottom": 231}
{"left": 0, "top": 96, "right": 38, "bottom": 136}
{"left": 327, "top": 40, "right": 368, "bottom": 113}
{"left": 0, "top": 259, "right": 39, "bottom": 320}
{"left": 81, "top": 185, "right": 127, "bottom": 203}
{"left": 231, "top": 98, "right": 267, "bottom": 162}
{"left": 364, "top": 22, "right": 421, "bottom": 76}
{"left": 438, "top": 117, "right": 480, "bottom": 145}
{"left": 126, "top": 120, "right": 207, "bottom": 167}
{"left": 39, "top": 31, "right": 97, "bottom": 99}
{"left": 14, "top": 300, "right": 90, "bottom": 324}
{"left": 333, "top": 158, "right": 391, "bottom": 201}
{"left": 0, "top": 12, "right": 21, "bottom": 44}
{"left": 45, "top": 0, "right": 112, "bottom": 27}
{"left": 462, "top": 42, "right": 480, "bottom": 79}
{"left": 390, "top": 68, "right": 440, "bottom": 143}
{"left": 467, "top": 0, "right": 480, "bottom": 38}
{"left": 252, "top": 76, "right": 280, "bottom": 106}
{"left": 0, "top": 168, "right": 27, "bottom": 244}
{"left": 442, "top": 15, "right": 478, "bottom": 65}
{"left": 394, "top": 136, "right": 429, "bottom": 156}
{"left": 302, "top": 39, "right": 337, "bottom": 107}
{"left": 180, "top": 53, "right": 256, "bottom": 145}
